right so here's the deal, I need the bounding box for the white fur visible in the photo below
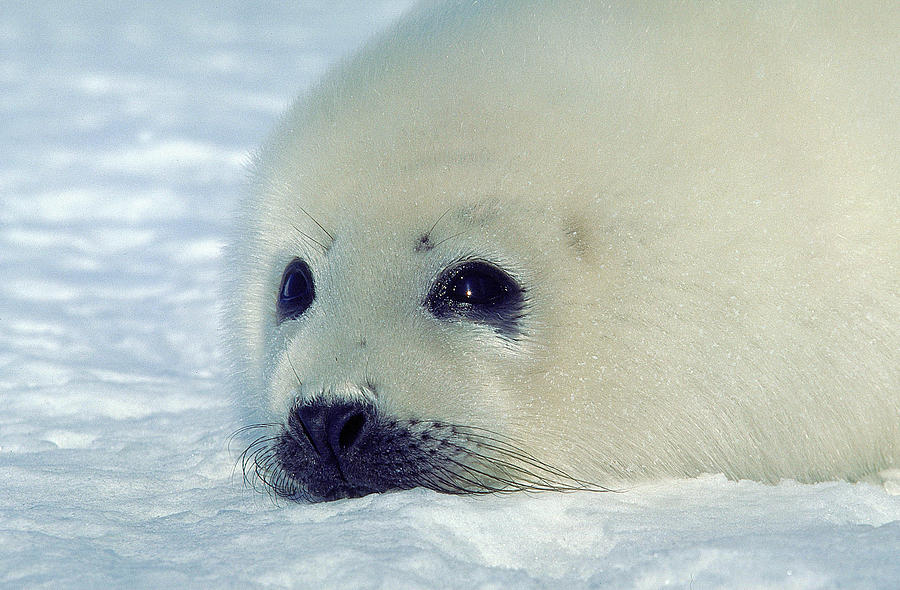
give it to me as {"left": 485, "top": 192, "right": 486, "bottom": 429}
{"left": 227, "top": 0, "right": 898, "bottom": 487}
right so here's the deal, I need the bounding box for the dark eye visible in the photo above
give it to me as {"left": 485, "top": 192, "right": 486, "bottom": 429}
{"left": 447, "top": 264, "right": 510, "bottom": 305}
{"left": 277, "top": 258, "right": 315, "bottom": 322}
{"left": 426, "top": 260, "right": 524, "bottom": 337}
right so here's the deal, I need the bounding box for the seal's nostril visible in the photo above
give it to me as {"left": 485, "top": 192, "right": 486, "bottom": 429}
{"left": 338, "top": 412, "right": 366, "bottom": 450}
{"left": 295, "top": 402, "right": 370, "bottom": 459}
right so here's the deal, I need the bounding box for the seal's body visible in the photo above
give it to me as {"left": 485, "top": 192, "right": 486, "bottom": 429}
{"left": 228, "top": 1, "right": 899, "bottom": 501}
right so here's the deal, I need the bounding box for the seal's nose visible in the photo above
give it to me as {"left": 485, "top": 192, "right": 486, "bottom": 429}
{"left": 295, "top": 401, "right": 368, "bottom": 460}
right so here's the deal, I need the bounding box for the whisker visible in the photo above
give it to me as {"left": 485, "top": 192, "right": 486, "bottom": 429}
{"left": 452, "top": 425, "right": 613, "bottom": 491}
{"left": 454, "top": 447, "right": 562, "bottom": 489}
{"left": 296, "top": 204, "right": 335, "bottom": 244}
{"left": 423, "top": 461, "right": 497, "bottom": 494}
{"left": 289, "top": 221, "right": 329, "bottom": 253}
{"left": 431, "top": 230, "right": 468, "bottom": 250}
{"left": 426, "top": 207, "right": 452, "bottom": 237}
{"left": 231, "top": 413, "right": 613, "bottom": 503}
{"left": 286, "top": 354, "right": 303, "bottom": 387}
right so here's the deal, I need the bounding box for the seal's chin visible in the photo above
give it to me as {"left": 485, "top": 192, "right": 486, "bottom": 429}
{"left": 238, "top": 398, "right": 608, "bottom": 502}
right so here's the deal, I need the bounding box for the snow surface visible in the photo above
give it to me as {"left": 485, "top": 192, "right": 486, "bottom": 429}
{"left": 1, "top": 2, "right": 898, "bottom": 588}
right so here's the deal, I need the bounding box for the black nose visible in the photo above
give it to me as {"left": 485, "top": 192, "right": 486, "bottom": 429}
{"left": 295, "top": 401, "right": 369, "bottom": 461}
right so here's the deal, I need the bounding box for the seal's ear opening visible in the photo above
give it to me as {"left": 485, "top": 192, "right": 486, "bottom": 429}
{"left": 425, "top": 260, "right": 525, "bottom": 337}
{"left": 277, "top": 258, "right": 315, "bottom": 322}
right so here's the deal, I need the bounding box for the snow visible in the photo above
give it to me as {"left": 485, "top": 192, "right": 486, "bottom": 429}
{"left": 1, "top": 2, "right": 898, "bottom": 588}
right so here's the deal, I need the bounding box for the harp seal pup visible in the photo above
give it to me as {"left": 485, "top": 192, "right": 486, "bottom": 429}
{"left": 226, "top": 0, "right": 899, "bottom": 502}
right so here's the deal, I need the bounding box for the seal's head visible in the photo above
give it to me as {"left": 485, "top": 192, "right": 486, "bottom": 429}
{"left": 230, "top": 193, "right": 609, "bottom": 502}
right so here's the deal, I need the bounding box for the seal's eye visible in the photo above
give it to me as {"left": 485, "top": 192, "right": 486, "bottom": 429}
{"left": 447, "top": 264, "right": 510, "bottom": 305}
{"left": 277, "top": 258, "right": 315, "bottom": 322}
{"left": 426, "top": 260, "right": 524, "bottom": 337}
